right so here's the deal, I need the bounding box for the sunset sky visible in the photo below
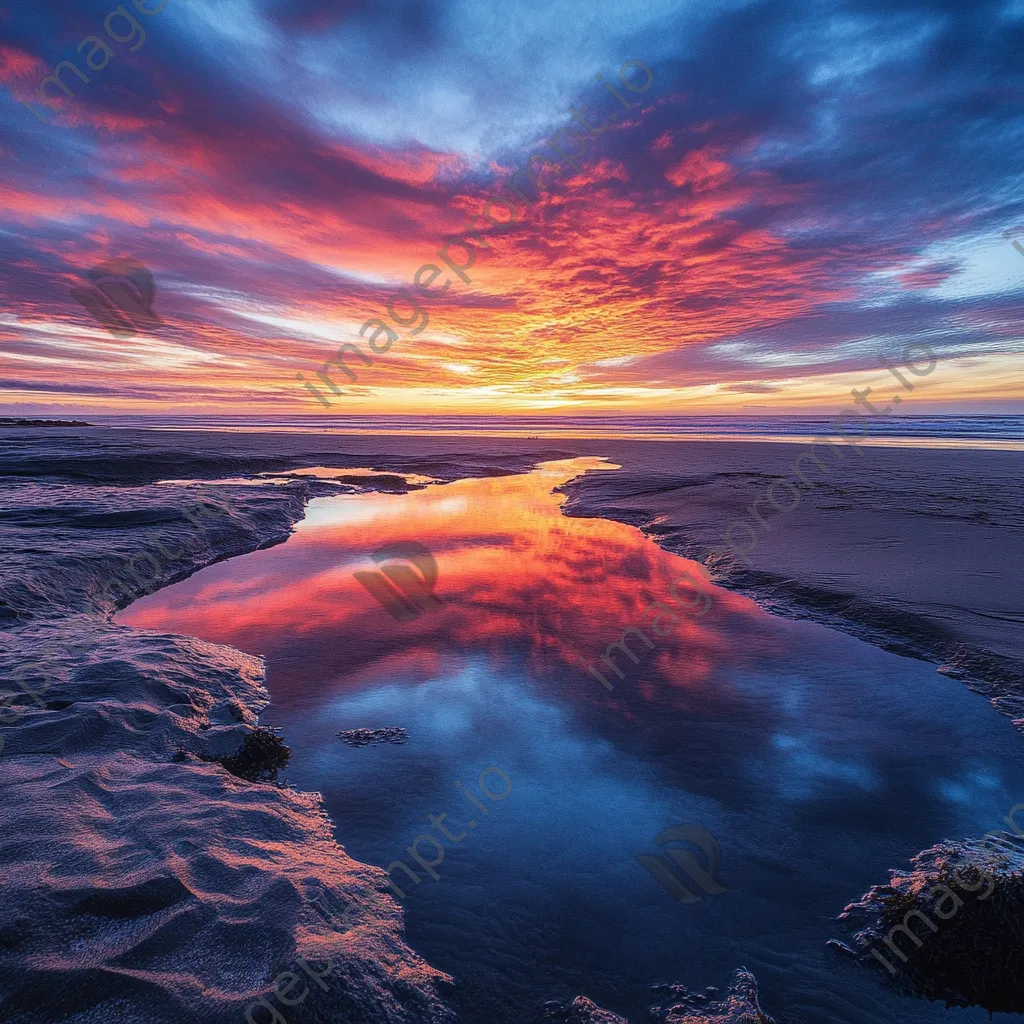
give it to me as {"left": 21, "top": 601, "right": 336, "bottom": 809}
{"left": 1, "top": 0, "right": 1023, "bottom": 416}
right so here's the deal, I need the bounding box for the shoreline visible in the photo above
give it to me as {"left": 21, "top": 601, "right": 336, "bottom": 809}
{"left": 558, "top": 439, "right": 1024, "bottom": 716}
{"left": 1, "top": 425, "right": 1021, "bottom": 1022}
{"left": 36, "top": 417, "right": 1024, "bottom": 450}
{"left": 5, "top": 422, "right": 1020, "bottom": 743}
{"left": 93, "top": 424, "right": 1024, "bottom": 450}
{"left": 0, "top": 466, "right": 458, "bottom": 1024}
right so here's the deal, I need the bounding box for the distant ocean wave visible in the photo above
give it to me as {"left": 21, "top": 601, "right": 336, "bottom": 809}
{"left": 88, "top": 414, "right": 1024, "bottom": 448}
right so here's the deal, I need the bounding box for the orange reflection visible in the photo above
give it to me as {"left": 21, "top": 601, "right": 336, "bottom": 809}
{"left": 120, "top": 459, "right": 770, "bottom": 718}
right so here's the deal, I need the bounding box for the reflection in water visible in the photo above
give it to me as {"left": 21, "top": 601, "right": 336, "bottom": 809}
{"left": 128, "top": 459, "right": 766, "bottom": 723}
{"left": 260, "top": 465, "right": 441, "bottom": 485}
{"left": 120, "top": 459, "right": 1024, "bottom": 1024}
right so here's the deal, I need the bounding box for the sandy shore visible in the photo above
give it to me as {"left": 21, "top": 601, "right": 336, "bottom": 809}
{"left": 11, "top": 423, "right": 1014, "bottom": 700}
{"left": 0, "top": 424, "right": 1021, "bottom": 1023}
{"left": 559, "top": 436, "right": 1024, "bottom": 705}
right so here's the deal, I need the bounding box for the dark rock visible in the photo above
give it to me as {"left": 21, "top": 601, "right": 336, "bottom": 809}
{"left": 339, "top": 727, "right": 408, "bottom": 746}
{"left": 650, "top": 969, "right": 775, "bottom": 1023}
{"left": 0, "top": 418, "right": 92, "bottom": 427}
{"left": 538, "top": 969, "right": 775, "bottom": 1024}
{"left": 204, "top": 727, "right": 291, "bottom": 782}
{"left": 834, "top": 830, "right": 1024, "bottom": 1013}
{"left": 537, "top": 995, "right": 627, "bottom": 1023}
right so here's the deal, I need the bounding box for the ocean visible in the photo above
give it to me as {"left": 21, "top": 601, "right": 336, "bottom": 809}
{"left": 80, "top": 414, "right": 1024, "bottom": 448}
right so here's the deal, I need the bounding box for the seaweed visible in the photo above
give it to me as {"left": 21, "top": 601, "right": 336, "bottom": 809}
{"left": 202, "top": 728, "right": 292, "bottom": 783}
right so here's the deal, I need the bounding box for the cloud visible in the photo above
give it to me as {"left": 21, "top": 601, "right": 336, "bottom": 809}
{"left": 720, "top": 383, "right": 783, "bottom": 394}
{"left": 0, "top": 0, "right": 1021, "bottom": 412}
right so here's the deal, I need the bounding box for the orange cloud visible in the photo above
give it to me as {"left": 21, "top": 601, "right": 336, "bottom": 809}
{"left": 665, "top": 145, "right": 734, "bottom": 191}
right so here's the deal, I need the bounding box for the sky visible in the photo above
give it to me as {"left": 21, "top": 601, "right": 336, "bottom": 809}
{"left": 0, "top": 0, "right": 1023, "bottom": 417}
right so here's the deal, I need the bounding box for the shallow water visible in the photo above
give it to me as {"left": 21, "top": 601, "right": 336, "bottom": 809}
{"left": 119, "top": 458, "right": 1024, "bottom": 1024}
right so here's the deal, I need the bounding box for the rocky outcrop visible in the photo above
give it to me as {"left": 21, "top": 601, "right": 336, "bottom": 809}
{"left": 539, "top": 969, "right": 776, "bottom": 1024}
{"left": 648, "top": 970, "right": 776, "bottom": 1024}
{"left": 339, "top": 726, "right": 408, "bottom": 746}
{"left": 539, "top": 995, "right": 629, "bottom": 1024}
{"left": 832, "top": 831, "right": 1024, "bottom": 1014}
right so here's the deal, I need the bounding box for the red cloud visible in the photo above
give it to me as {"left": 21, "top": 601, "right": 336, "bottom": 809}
{"left": 665, "top": 146, "right": 734, "bottom": 192}
{"left": 0, "top": 44, "right": 45, "bottom": 84}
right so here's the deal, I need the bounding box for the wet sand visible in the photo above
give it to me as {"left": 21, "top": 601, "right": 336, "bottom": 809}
{"left": 1, "top": 425, "right": 1022, "bottom": 1023}
{"left": 117, "top": 458, "right": 1024, "bottom": 1024}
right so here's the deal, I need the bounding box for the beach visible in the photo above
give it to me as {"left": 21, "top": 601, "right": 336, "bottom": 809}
{"left": 1, "top": 421, "right": 1022, "bottom": 1023}
{"left": 4, "top": 0, "right": 1023, "bottom": 1014}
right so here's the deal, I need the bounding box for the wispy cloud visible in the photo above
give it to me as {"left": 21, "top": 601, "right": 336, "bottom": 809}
{"left": 1, "top": 0, "right": 1022, "bottom": 413}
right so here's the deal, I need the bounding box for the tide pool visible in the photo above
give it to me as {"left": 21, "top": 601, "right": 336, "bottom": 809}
{"left": 119, "top": 459, "right": 1024, "bottom": 1024}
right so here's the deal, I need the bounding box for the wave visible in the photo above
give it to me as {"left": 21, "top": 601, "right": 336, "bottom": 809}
{"left": 77, "top": 414, "right": 1024, "bottom": 448}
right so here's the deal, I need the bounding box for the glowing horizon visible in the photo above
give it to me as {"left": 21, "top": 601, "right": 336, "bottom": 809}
{"left": 1, "top": 1, "right": 1023, "bottom": 416}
